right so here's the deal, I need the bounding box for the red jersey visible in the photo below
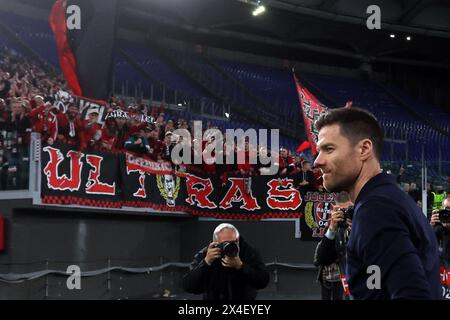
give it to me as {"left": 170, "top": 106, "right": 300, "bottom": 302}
{"left": 30, "top": 104, "right": 57, "bottom": 142}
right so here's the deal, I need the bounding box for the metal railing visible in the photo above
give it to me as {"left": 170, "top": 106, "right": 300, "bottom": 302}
{"left": 0, "top": 132, "right": 40, "bottom": 200}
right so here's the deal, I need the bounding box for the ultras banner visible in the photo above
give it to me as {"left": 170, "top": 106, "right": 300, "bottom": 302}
{"left": 40, "top": 144, "right": 336, "bottom": 240}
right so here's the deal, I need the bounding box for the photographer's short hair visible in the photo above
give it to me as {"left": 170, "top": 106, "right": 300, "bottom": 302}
{"left": 213, "top": 223, "right": 240, "bottom": 242}
{"left": 335, "top": 191, "right": 351, "bottom": 205}
{"left": 314, "top": 107, "right": 383, "bottom": 160}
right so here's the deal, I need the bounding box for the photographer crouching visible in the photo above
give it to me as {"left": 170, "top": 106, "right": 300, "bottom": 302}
{"left": 430, "top": 195, "right": 450, "bottom": 299}
{"left": 182, "top": 223, "right": 269, "bottom": 300}
{"left": 314, "top": 191, "right": 353, "bottom": 300}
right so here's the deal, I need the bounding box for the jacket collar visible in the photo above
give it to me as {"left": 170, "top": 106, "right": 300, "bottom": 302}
{"left": 354, "top": 172, "right": 396, "bottom": 206}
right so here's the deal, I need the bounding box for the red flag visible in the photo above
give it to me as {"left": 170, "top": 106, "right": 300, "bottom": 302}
{"left": 293, "top": 73, "right": 328, "bottom": 157}
{"left": 296, "top": 141, "right": 310, "bottom": 153}
{"left": 344, "top": 101, "right": 353, "bottom": 108}
{"left": 49, "top": 0, "right": 82, "bottom": 96}
{"left": 49, "top": 0, "right": 117, "bottom": 101}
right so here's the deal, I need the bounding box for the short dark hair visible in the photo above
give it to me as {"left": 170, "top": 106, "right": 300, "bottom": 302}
{"left": 315, "top": 107, "right": 383, "bottom": 160}
{"left": 335, "top": 191, "right": 351, "bottom": 205}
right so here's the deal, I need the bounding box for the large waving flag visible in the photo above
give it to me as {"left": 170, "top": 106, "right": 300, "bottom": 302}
{"left": 49, "top": 0, "right": 117, "bottom": 101}
{"left": 293, "top": 73, "right": 328, "bottom": 157}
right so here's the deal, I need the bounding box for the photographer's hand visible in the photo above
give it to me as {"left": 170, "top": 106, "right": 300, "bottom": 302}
{"left": 221, "top": 255, "right": 243, "bottom": 270}
{"left": 204, "top": 242, "right": 221, "bottom": 266}
{"left": 329, "top": 207, "right": 345, "bottom": 231}
{"left": 430, "top": 210, "right": 440, "bottom": 226}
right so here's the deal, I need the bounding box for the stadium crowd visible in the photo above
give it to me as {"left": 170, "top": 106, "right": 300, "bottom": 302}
{"left": 1, "top": 47, "right": 448, "bottom": 200}
{"left": 0, "top": 48, "right": 324, "bottom": 190}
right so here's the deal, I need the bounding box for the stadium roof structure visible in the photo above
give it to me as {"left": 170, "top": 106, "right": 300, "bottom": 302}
{"left": 15, "top": 0, "right": 450, "bottom": 69}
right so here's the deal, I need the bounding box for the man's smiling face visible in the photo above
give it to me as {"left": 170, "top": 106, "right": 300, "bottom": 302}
{"left": 314, "top": 124, "right": 362, "bottom": 193}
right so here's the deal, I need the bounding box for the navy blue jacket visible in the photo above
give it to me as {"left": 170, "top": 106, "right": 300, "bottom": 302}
{"left": 346, "top": 173, "right": 441, "bottom": 299}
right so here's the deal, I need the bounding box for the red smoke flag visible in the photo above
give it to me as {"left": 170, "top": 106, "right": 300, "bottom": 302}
{"left": 293, "top": 73, "right": 328, "bottom": 157}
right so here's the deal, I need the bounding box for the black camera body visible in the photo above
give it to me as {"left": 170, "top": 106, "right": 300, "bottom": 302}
{"left": 342, "top": 206, "right": 354, "bottom": 220}
{"left": 338, "top": 206, "right": 354, "bottom": 229}
{"left": 216, "top": 241, "right": 239, "bottom": 258}
{"left": 439, "top": 209, "right": 450, "bottom": 224}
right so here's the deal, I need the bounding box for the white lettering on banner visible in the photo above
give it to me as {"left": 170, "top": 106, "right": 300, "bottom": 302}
{"left": 79, "top": 99, "right": 106, "bottom": 124}
{"left": 125, "top": 153, "right": 175, "bottom": 201}
{"left": 125, "top": 153, "right": 173, "bottom": 175}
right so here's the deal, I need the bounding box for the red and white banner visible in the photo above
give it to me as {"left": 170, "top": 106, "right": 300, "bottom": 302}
{"left": 440, "top": 265, "right": 450, "bottom": 299}
{"left": 40, "top": 143, "right": 340, "bottom": 236}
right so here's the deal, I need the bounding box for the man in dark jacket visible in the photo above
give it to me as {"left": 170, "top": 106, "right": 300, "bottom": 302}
{"left": 314, "top": 191, "right": 353, "bottom": 300}
{"left": 430, "top": 196, "right": 450, "bottom": 263}
{"left": 314, "top": 107, "right": 440, "bottom": 300}
{"left": 430, "top": 196, "right": 450, "bottom": 299}
{"left": 182, "top": 223, "right": 269, "bottom": 300}
{"left": 296, "top": 160, "right": 317, "bottom": 192}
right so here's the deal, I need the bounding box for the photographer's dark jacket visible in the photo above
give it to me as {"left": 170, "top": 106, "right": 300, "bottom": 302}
{"left": 313, "top": 228, "right": 348, "bottom": 284}
{"left": 182, "top": 237, "right": 269, "bottom": 300}
{"left": 433, "top": 224, "right": 450, "bottom": 264}
{"left": 347, "top": 173, "right": 441, "bottom": 300}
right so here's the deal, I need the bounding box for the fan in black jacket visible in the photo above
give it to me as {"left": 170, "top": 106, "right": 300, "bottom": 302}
{"left": 182, "top": 224, "right": 269, "bottom": 300}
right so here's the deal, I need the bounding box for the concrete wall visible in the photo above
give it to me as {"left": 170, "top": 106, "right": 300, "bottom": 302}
{"left": 0, "top": 200, "right": 319, "bottom": 299}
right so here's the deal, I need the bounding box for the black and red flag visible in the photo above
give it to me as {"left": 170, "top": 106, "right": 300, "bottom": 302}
{"left": 49, "top": 0, "right": 117, "bottom": 101}
{"left": 293, "top": 72, "right": 328, "bottom": 157}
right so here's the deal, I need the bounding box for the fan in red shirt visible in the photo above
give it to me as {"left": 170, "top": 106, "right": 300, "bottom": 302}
{"left": 146, "top": 127, "right": 164, "bottom": 160}
{"left": 56, "top": 103, "right": 86, "bottom": 149}
{"left": 236, "top": 139, "right": 256, "bottom": 176}
{"left": 110, "top": 110, "right": 147, "bottom": 150}
{"left": 313, "top": 166, "right": 324, "bottom": 191}
{"left": 29, "top": 95, "right": 57, "bottom": 145}
{"left": 202, "top": 136, "right": 220, "bottom": 175}
{"left": 81, "top": 111, "right": 102, "bottom": 150}
{"left": 98, "top": 117, "right": 118, "bottom": 152}
{"left": 278, "top": 147, "right": 295, "bottom": 177}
